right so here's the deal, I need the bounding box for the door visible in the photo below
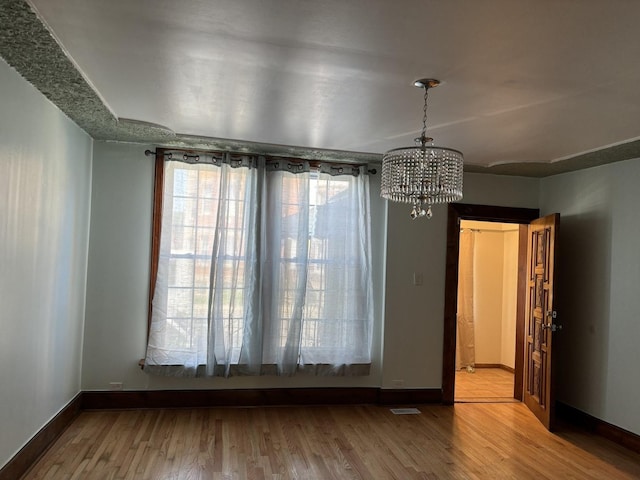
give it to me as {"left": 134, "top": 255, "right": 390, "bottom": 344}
{"left": 523, "top": 213, "right": 560, "bottom": 430}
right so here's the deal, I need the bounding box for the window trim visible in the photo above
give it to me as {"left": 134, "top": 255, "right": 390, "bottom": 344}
{"left": 147, "top": 148, "right": 166, "bottom": 339}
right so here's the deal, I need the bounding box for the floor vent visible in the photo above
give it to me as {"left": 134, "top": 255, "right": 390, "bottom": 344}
{"left": 390, "top": 408, "right": 421, "bottom": 415}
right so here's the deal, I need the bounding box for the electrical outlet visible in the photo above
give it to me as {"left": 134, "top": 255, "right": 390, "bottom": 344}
{"left": 109, "top": 382, "right": 123, "bottom": 391}
{"left": 391, "top": 379, "right": 405, "bottom": 387}
{"left": 413, "top": 272, "right": 423, "bottom": 286}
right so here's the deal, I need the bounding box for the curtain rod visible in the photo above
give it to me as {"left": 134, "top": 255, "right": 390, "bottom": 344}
{"left": 144, "top": 149, "right": 377, "bottom": 175}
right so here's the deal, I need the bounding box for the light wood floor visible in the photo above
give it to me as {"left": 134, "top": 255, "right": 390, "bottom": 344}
{"left": 23, "top": 403, "right": 640, "bottom": 479}
{"left": 455, "top": 367, "right": 515, "bottom": 402}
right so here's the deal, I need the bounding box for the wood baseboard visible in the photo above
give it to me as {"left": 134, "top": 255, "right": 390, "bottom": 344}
{"left": 82, "top": 387, "right": 443, "bottom": 410}
{"left": 556, "top": 402, "right": 640, "bottom": 454}
{"left": 0, "top": 393, "right": 82, "bottom": 480}
{"left": 473, "top": 363, "right": 516, "bottom": 374}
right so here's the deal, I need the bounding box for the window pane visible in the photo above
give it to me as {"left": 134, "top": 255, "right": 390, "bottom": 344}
{"left": 171, "top": 226, "right": 195, "bottom": 254}
{"left": 169, "top": 258, "right": 194, "bottom": 287}
{"left": 172, "top": 197, "right": 198, "bottom": 227}
{"left": 193, "top": 288, "right": 209, "bottom": 318}
{"left": 167, "top": 287, "right": 193, "bottom": 318}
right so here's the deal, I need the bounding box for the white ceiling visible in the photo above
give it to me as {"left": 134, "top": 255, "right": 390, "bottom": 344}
{"left": 26, "top": 0, "right": 640, "bottom": 169}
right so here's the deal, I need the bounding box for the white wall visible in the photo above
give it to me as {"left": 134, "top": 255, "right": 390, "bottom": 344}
{"left": 83, "top": 149, "right": 539, "bottom": 392}
{"left": 540, "top": 158, "right": 640, "bottom": 436}
{"left": 81, "top": 142, "right": 154, "bottom": 390}
{"left": 473, "top": 229, "right": 505, "bottom": 365}
{"left": 501, "top": 229, "right": 519, "bottom": 368}
{"left": 456, "top": 222, "right": 518, "bottom": 369}
{"left": 0, "top": 59, "right": 92, "bottom": 469}
{"left": 382, "top": 173, "right": 539, "bottom": 387}
{"left": 82, "top": 141, "right": 386, "bottom": 390}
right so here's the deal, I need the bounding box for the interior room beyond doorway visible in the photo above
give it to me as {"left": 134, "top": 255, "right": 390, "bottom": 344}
{"left": 455, "top": 220, "right": 519, "bottom": 402}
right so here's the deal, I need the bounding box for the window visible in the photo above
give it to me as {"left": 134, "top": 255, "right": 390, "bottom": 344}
{"left": 145, "top": 151, "right": 373, "bottom": 377}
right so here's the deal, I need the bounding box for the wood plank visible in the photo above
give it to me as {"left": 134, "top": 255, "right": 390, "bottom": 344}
{"left": 22, "top": 403, "right": 640, "bottom": 479}
{"left": 455, "top": 367, "right": 515, "bottom": 400}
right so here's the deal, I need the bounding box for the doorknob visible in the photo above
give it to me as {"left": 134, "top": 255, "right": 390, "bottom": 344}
{"left": 542, "top": 323, "right": 562, "bottom": 332}
{"left": 544, "top": 310, "right": 562, "bottom": 332}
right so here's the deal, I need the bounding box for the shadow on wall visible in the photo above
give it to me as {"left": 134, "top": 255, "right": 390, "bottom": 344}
{"left": 555, "top": 208, "right": 612, "bottom": 414}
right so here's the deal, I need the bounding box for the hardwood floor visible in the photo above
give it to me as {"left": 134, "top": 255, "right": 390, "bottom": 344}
{"left": 22, "top": 403, "right": 640, "bottom": 479}
{"left": 455, "top": 368, "right": 515, "bottom": 402}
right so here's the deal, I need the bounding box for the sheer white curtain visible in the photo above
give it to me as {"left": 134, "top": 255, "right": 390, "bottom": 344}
{"left": 145, "top": 157, "right": 258, "bottom": 376}
{"left": 145, "top": 155, "right": 373, "bottom": 377}
{"left": 299, "top": 164, "right": 373, "bottom": 374}
{"left": 456, "top": 229, "right": 476, "bottom": 370}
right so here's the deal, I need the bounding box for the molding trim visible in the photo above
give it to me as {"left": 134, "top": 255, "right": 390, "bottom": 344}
{"left": 82, "top": 387, "right": 442, "bottom": 410}
{"left": 0, "top": 393, "right": 83, "bottom": 480}
{"left": 474, "top": 363, "right": 516, "bottom": 374}
{"left": 556, "top": 402, "right": 640, "bottom": 454}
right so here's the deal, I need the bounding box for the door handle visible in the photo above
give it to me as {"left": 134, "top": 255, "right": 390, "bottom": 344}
{"left": 542, "top": 323, "right": 562, "bottom": 332}
{"left": 544, "top": 311, "right": 562, "bottom": 331}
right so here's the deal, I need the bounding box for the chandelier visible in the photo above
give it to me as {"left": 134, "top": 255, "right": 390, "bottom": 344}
{"left": 381, "top": 79, "right": 463, "bottom": 219}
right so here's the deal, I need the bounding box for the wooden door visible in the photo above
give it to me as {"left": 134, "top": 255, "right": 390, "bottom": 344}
{"left": 523, "top": 213, "right": 560, "bottom": 430}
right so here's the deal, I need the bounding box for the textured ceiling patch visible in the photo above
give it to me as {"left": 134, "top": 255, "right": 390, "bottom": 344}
{"left": 0, "top": 0, "right": 176, "bottom": 143}
{"left": 0, "top": 0, "right": 117, "bottom": 134}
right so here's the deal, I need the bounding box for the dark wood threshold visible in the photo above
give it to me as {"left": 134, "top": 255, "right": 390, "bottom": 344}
{"left": 0, "top": 393, "right": 82, "bottom": 480}
{"left": 81, "top": 387, "right": 443, "bottom": 410}
{"left": 556, "top": 402, "right": 640, "bottom": 455}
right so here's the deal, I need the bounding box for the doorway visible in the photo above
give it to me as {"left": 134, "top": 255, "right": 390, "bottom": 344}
{"left": 441, "top": 203, "right": 540, "bottom": 405}
{"left": 454, "top": 220, "right": 519, "bottom": 402}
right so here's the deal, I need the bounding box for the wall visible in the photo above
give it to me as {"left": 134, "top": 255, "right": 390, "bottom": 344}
{"left": 540, "top": 158, "right": 640, "bottom": 436}
{"left": 0, "top": 59, "right": 92, "bottom": 469}
{"left": 83, "top": 149, "right": 539, "bottom": 392}
{"left": 456, "top": 221, "right": 519, "bottom": 369}
{"left": 473, "top": 228, "right": 505, "bottom": 365}
{"left": 82, "top": 141, "right": 386, "bottom": 390}
{"left": 501, "top": 229, "right": 519, "bottom": 368}
{"left": 382, "top": 173, "right": 539, "bottom": 387}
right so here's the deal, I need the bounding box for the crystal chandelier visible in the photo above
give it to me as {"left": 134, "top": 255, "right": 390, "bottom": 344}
{"left": 381, "top": 79, "right": 463, "bottom": 219}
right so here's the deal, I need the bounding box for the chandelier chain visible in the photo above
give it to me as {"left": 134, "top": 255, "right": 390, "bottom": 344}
{"left": 421, "top": 86, "right": 429, "bottom": 145}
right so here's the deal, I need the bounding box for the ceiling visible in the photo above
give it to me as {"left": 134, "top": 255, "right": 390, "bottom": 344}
{"left": 4, "top": 0, "right": 640, "bottom": 175}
